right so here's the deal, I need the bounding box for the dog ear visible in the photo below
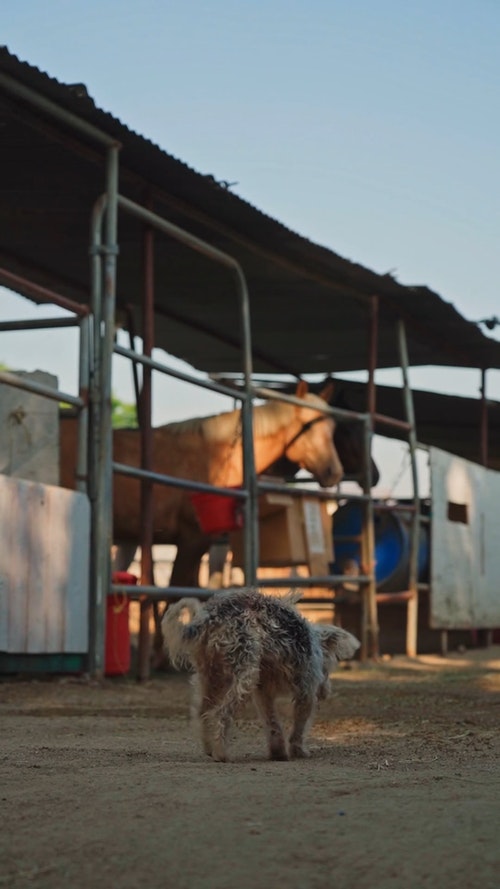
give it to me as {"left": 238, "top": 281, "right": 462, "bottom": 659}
{"left": 282, "top": 588, "right": 303, "bottom": 607}
{"left": 318, "top": 626, "right": 360, "bottom": 661}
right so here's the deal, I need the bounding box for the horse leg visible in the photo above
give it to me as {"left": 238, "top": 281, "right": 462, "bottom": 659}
{"left": 111, "top": 542, "right": 138, "bottom": 572}
{"left": 169, "top": 529, "right": 210, "bottom": 588}
{"left": 208, "top": 536, "right": 231, "bottom": 588}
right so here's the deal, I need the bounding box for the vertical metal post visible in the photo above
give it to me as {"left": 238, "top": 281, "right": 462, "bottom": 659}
{"left": 87, "top": 194, "right": 106, "bottom": 673}
{"left": 125, "top": 304, "right": 142, "bottom": 415}
{"left": 360, "top": 415, "right": 378, "bottom": 659}
{"left": 361, "top": 295, "right": 379, "bottom": 658}
{"left": 235, "top": 267, "right": 258, "bottom": 584}
{"left": 75, "top": 314, "right": 90, "bottom": 494}
{"left": 88, "top": 193, "right": 107, "bottom": 503}
{"left": 480, "top": 369, "right": 488, "bottom": 467}
{"left": 89, "top": 146, "right": 120, "bottom": 676}
{"left": 367, "top": 296, "right": 378, "bottom": 418}
{"left": 137, "top": 223, "right": 155, "bottom": 680}
{"left": 478, "top": 369, "right": 492, "bottom": 649}
{"left": 397, "top": 319, "right": 420, "bottom": 657}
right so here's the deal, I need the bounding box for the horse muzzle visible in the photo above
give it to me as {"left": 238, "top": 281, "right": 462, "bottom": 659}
{"left": 317, "top": 462, "right": 344, "bottom": 487}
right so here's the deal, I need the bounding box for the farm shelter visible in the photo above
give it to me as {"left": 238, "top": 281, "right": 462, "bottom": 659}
{"left": 2, "top": 48, "right": 500, "bottom": 675}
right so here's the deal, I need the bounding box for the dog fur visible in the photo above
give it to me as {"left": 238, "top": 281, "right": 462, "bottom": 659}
{"left": 164, "top": 588, "right": 360, "bottom": 762}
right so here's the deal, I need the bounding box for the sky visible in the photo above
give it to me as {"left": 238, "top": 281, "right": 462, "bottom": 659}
{"left": 2, "top": 0, "right": 500, "bottom": 496}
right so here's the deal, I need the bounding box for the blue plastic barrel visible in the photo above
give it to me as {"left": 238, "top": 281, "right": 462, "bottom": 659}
{"left": 331, "top": 502, "right": 429, "bottom": 593}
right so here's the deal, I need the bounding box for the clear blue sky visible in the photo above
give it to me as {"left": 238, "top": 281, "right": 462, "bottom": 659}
{"left": 2, "top": 1, "right": 500, "bottom": 492}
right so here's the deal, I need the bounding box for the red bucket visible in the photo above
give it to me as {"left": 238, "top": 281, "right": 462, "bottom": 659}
{"left": 189, "top": 489, "right": 243, "bottom": 535}
{"left": 105, "top": 572, "right": 136, "bottom": 677}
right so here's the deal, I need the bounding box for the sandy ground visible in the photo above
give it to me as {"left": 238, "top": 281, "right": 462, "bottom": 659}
{"left": 1, "top": 648, "right": 500, "bottom": 889}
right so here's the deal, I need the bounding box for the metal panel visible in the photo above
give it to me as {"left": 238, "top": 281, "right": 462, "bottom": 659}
{"left": 429, "top": 447, "right": 500, "bottom": 629}
{"left": 0, "top": 474, "right": 90, "bottom": 653}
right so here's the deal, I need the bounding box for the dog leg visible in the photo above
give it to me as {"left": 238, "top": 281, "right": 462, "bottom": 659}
{"left": 191, "top": 675, "right": 215, "bottom": 757}
{"left": 252, "top": 687, "right": 288, "bottom": 761}
{"left": 210, "top": 669, "right": 257, "bottom": 762}
{"left": 289, "top": 694, "right": 316, "bottom": 759}
{"left": 199, "top": 702, "right": 216, "bottom": 758}
{"left": 210, "top": 710, "right": 232, "bottom": 763}
{"left": 195, "top": 681, "right": 238, "bottom": 762}
{"left": 209, "top": 692, "right": 241, "bottom": 762}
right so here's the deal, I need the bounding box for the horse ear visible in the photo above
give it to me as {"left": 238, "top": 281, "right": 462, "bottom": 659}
{"left": 295, "top": 380, "right": 309, "bottom": 400}
{"left": 318, "top": 379, "right": 335, "bottom": 404}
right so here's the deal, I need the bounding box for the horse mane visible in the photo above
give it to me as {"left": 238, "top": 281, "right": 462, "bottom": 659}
{"left": 164, "top": 399, "right": 305, "bottom": 443}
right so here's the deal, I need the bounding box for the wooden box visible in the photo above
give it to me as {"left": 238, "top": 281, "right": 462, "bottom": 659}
{"left": 229, "top": 492, "right": 333, "bottom": 574}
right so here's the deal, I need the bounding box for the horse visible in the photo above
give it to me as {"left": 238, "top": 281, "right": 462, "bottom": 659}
{"left": 59, "top": 380, "right": 343, "bottom": 587}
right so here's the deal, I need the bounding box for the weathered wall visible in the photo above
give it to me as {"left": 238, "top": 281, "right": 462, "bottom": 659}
{"left": 0, "top": 474, "right": 89, "bottom": 654}
{"left": 430, "top": 446, "right": 500, "bottom": 629}
{"left": 0, "top": 370, "right": 59, "bottom": 485}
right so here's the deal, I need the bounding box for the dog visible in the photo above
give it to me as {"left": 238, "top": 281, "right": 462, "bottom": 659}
{"left": 164, "top": 588, "right": 360, "bottom": 762}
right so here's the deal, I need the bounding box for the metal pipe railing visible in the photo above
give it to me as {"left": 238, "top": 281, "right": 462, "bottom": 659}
{"left": 0, "top": 369, "right": 83, "bottom": 408}
{"left": 0, "top": 317, "right": 80, "bottom": 331}
{"left": 113, "top": 343, "right": 247, "bottom": 401}
{"left": 0, "top": 266, "right": 90, "bottom": 317}
{"left": 0, "top": 71, "right": 120, "bottom": 148}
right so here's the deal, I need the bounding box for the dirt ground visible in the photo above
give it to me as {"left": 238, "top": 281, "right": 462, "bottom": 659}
{"left": 1, "top": 648, "right": 500, "bottom": 889}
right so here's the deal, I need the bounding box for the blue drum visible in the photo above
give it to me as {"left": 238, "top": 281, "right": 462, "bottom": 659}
{"left": 331, "top": 502, "right": 429, "bottom": 592}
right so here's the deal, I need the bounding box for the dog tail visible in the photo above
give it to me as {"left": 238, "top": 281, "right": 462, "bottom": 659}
{"left": 163, "top": 598, "right": 206, "bottom": 669}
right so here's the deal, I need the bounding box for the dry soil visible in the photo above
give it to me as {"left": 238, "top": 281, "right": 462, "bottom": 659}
{"left": 1, "top": 648, "right": 500, "bottom": 889}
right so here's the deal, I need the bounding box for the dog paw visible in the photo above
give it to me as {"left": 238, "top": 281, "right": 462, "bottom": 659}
{"left": 211, "top": 751, "right": 228, "bottom": 762}
{"left": 270, "top": 748, "right": 289, "bottom": 761}
{"left": 289, "top": 744, "right": 311, "bottom": 759}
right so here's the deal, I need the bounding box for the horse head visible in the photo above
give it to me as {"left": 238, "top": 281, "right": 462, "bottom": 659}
{"left": 282, "top": 380, "right": 343, "bottom": 487}
{"left": 265, "top": 383, "right": 380, "bottom": 487}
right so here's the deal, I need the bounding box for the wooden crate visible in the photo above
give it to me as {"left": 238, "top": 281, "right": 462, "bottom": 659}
{"left": 230, "top": 492, "right": 333, "bottom": 575}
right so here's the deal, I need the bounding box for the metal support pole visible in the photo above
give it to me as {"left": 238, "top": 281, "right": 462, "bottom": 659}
{"left": 397, "top": 319, "right": 420, "bottom": 657}
{"left": 480, "top": 369, "right": 488, "bottom": 467}
{"left": 75, "top": 314, "right": 90, "bottom": 494}
{"left": 477, "top": 368, "right": 491, "bottom": 648}
{"left": 367, "top": 296, "right": 378, "bottom": 419}
{"left": 360, "top": 416, "right": 378, "bottom": 659}
{"left": 88, "top": 146, "right": 120, "bottom": 676}
{"left": 87, "top": 197, "right": 105, "bottom": 675}
{"left": 361, "top": 295, "right": 379, "bottom": 659}
{"left": 125, "top": 305, "right": 142, "bottom": 415}
{"left": 138, "top": 223, "right": 155, "bottom": 681}
{"left": 235, "top": 267, "right": 258, "bottom": 584}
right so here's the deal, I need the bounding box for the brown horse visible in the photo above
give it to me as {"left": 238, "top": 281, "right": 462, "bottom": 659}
{"left": 59, "top": 381, "right": 342, "bottom": 586}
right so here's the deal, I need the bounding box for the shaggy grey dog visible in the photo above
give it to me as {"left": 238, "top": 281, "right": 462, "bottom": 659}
{"left": 164, "top": 588, "right": 360, "bottom": 762}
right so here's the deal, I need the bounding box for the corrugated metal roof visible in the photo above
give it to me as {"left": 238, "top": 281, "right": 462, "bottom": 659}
{"left": 333, "top": 379, "right": 500, "bottom": 472}
{"left": 1, "top": 45, "right": 500, "bottom": 375}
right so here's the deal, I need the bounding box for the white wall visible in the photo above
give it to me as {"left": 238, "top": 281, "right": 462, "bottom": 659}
{"left": 429, "top": 447, "right": 500, "bottom": 629}
{"left": 0, "top": 475, "right": 90, "bottom": 653}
